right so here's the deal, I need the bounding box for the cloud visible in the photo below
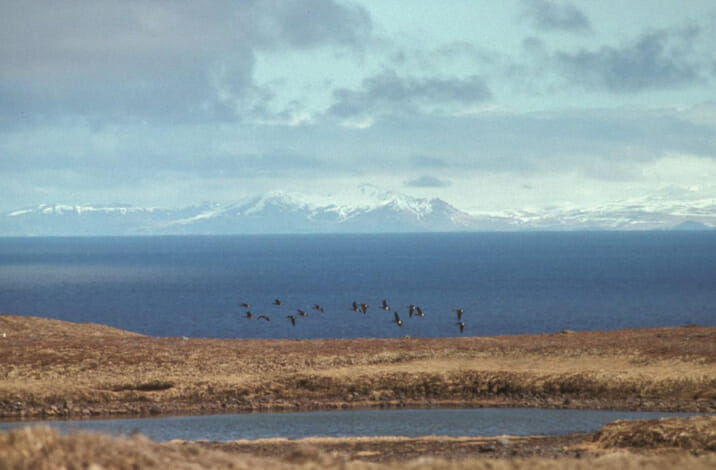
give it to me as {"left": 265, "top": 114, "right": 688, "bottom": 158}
{"left": 2, "top": 102, "right": 715, "bottom": 212}
{"left": 520, "top": 0, "right": 591, "bottom": 33}
{"left": 410, "top": 155, "right": 451, "bottom": 168}
{"left": 0, "top": 119, "right": 332, "bottom": 182}
{"left": 685, "top": 101, "right": 716, "bottom": 126}
{"left": 212, "top": 151, "right": 327, "bottom": 177}
{"left": 347, "top": 105, "right": 716, "bottom": 180}
{"left": 252, "top": 0, "right": 371, "bottom": 49}
{"left": 404, "top": 176, "right": 451, "bottom": 188}
{"left": 555, "top": 28, "right": 704, "bottom": 92}
{"left": 4, "top": 103, "right": 713, "bottom": 186}
{"left": 0, "top": 0, "right": 372, "bottom": 124}
{"left": 327, "top": 71, "right": 492, "bottom": 118}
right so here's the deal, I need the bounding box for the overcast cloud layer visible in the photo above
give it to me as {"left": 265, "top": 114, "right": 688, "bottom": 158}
{"left": 1, "top": 0, "right": 715, "bottom": 216}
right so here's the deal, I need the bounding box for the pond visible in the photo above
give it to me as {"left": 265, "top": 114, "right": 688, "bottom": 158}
{"left": 0, "top": 408, "right": 699, "bottom": 442}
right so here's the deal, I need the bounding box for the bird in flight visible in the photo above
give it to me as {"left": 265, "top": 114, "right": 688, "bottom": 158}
{"left": 415, "top": 306, "right": 424, "bottom": 317}
{"left": 244, "top": 311, "right": 253, "bottom": 319}
{"left": 382, "top": 299, "right": 390, "bottom": 311}
{"left": 352, "top": 301, "right": 360, "bottom": 313}
{"left": 456, "top": 321, "right": 465, "bottom": 334}
{"left": 273, "top": 298, "right": 283, "bottom": 306}
{"left": 312, "top": 304, "right": 324, "bottom": 312}
{"left": 241, "top": 302, "right": 251, "bottom": 308}
{"left": 286, "top": 315, "right": 296, "bottom": 327}
{"left": 454, "top": 308, "right": 464, "bottom": 321}
{"left": 408, "top": 304, "right": 416, "bottom": 318}
{"left": 257, "top": 314, "right": 270, "bottom": 322}
{"left": 360, "top": 303, "right": 368, "bottom": 314}
{"left": 297, "top": 309, "right": 308, "bottom": 317}
{"left": 393, "top": 311, "right": 403, "bottom": 327}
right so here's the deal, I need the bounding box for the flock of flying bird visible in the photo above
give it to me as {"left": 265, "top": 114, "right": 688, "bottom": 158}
{"left": 240, "top": 299, "right": 468, "bottom": 334}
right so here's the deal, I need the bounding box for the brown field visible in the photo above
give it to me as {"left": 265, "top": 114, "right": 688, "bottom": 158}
{"left": 1, "top": 315, "right": 714, "bottom": 468}
{"left": 0, "top": 315, "right": 714, "bottom": 418}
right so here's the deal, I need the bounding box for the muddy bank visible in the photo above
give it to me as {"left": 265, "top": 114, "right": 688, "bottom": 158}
{"left": 0, "top": 315, "right": 714, "bottom": 418}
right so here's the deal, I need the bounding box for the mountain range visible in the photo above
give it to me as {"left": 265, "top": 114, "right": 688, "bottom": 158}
{"left": 1, "top": 185, "right": 714, "bottom": 235}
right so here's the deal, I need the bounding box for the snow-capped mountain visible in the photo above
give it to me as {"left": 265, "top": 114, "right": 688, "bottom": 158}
{"left": 155, "top": 186, "right": 477, "bottom": 234}
{"left": 2, "top": 186, "right": 714, "bottom": 235}
{"left": 0, "top": 188, "right": 477, "bottom": 236}
{"left": 474, "top": 187, "right": 716, "bottom": 231}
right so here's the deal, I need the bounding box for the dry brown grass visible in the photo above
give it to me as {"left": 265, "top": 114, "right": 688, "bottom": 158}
{"left": 0, "top": 425, "right": 263, "bottom": 470}
{"left": 1, "top": 423, "right": 716, "bottom": 470}
{"left": 1, "top": 315, "right": 714, "bottom": 418}
{"left": 594, "top": 415, "right": 716, "bottom": 451}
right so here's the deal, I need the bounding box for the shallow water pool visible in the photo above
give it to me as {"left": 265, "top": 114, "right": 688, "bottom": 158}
{"left": 0, "top": 408, "right": 699, "bottom": 442}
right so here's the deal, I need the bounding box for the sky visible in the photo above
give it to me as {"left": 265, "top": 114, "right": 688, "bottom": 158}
{"left": 1, "top": 0, "right": 715, "bottom": 215}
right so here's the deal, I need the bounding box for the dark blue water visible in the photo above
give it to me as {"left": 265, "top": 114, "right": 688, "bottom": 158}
{"left": 0, "top": 232, "right": 714, "bottom": 339}
{"left": 0, "top": 409, "right": 698, "bottom": 441}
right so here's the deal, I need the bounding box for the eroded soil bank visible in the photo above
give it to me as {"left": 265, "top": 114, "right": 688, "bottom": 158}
{"left": 0, "top": 315, "right": 714, "bottom": 418}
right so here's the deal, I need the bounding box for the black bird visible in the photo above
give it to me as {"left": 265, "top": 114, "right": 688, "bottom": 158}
{"left": 297, "top": 309, "right": 308, "bottom": 317}
{"left": 454, "top": 308, "right": 464, "bottom": 321}
{"left": 257, "top": 314, "right": 270, "bottom": 322}
{"left": 244, "top": 311, "right": 253, "bottom": 319}
{"left": 393, "top": 311, "right": 403, "bottom": 327}
{"left": 352, "top": 301, "right": 360, "bottom": 313}
{"left": 408, "top": 304, "right": 416, "bottom": 318}
{"left": 286, "top": 315, "right": 296, "bottom": 326}
{"left": 415, "top": 306, "right": 424, "bottom": 317}
{"left": 312, "top": 304, "right": 324, "bottom": 313}
{"left": 360, "top": 303, "right": 368, "bottom": 314}
{"left": 241, "top": 302, "right": 251, "bottom": 308}
{"left": 273, "top": 298, "right": 283, "bottom": 306}
{"left": 456, "top": 321, "right": 465, "bottom": 334}
{"left": 382, "top": 299, "right": 390, "bottom": 311}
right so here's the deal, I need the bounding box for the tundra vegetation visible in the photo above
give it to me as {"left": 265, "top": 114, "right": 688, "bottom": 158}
{"left": 0, "top": 315, "right": 714, "bottom": 469}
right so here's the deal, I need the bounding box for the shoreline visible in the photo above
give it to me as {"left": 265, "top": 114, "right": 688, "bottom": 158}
{"left": 0, "top": 401, "right": 701, "bottom": 426}
{"left": 1, "top": 416, "right": 714, "bottom": 468}
{"left": 1, "top": 397, "right": 707, "bottom": 422}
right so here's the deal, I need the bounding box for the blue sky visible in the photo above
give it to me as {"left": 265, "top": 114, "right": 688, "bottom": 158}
{"left": 1, "top": 0, "right": 715, "bottom": 214}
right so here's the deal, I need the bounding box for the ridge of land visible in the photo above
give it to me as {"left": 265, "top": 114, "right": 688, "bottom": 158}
{"left": 1, "top": 315, "right": 714, "bottom": 418}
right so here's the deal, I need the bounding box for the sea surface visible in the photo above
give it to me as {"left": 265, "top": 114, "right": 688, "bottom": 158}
{"left": 0, "top": 408, "right": 698, "bottom": 441}
{"left": 0, "top": 232, "right": 714, "bottom": 339}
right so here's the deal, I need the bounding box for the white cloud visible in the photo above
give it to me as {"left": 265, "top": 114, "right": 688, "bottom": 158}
{"left": 1, "top": 1, "right": 715, "bottom": 222}
{"left": 0, "top": 0, "right": 372, "bottom": 124}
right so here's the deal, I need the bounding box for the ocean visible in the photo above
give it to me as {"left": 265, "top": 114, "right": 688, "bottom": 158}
{"left": 0, "top": 232, "right": 714, "bottom": 339}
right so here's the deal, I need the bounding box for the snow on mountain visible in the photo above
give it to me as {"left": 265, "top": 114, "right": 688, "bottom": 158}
{"left": 151, "top": 187, "right": 473, "bottom": 234}
{"left": 2, "top": 185, "right": 714, "bottom": 235}
{"left": 9, "top": 203, "right": 157, "bottom": 216}
{"left": 1, "top": 203, "right": 176, "bottom": 236}
{"left": 471, "top": 191, "right": 716, "bottom": 231}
